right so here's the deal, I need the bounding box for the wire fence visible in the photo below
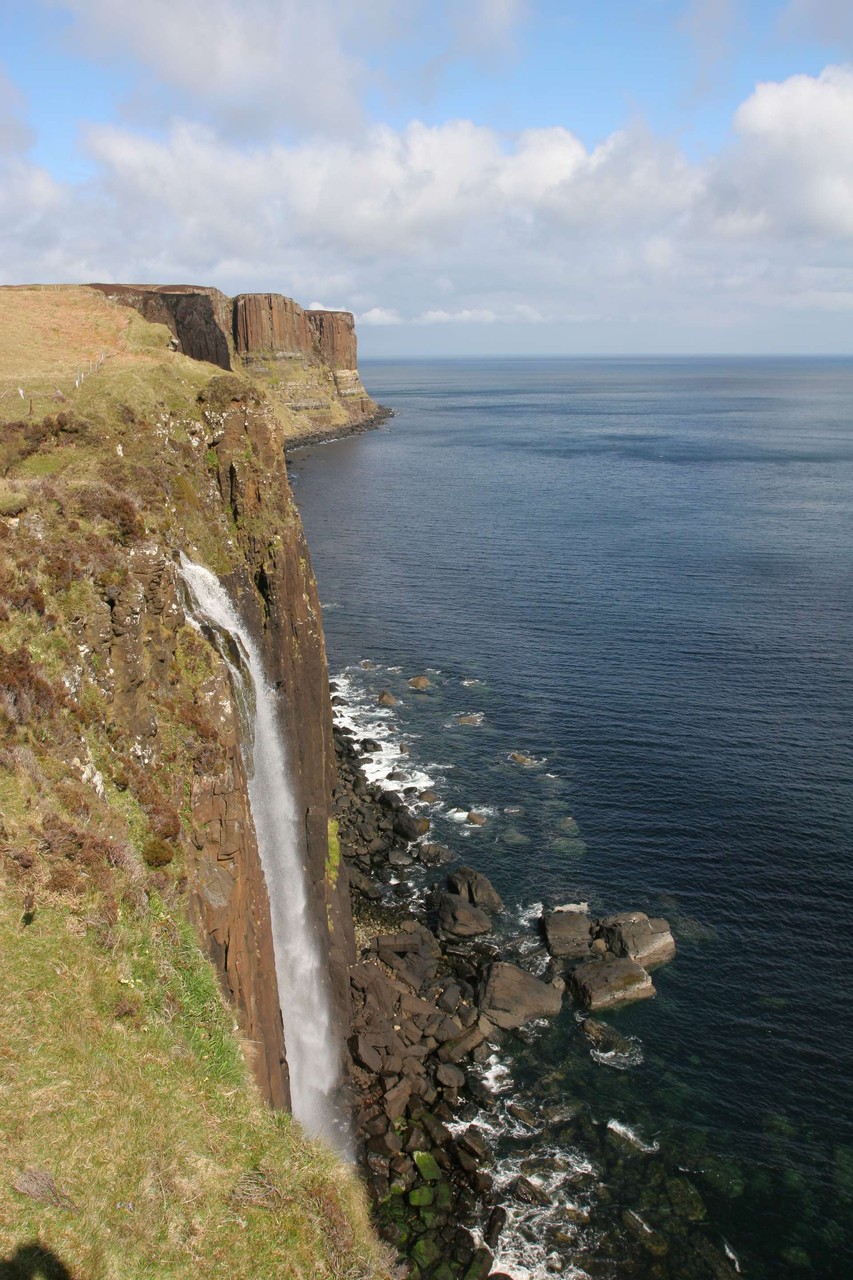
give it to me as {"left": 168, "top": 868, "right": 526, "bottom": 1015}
{"left": 0, "top": 350, "right": 109, "bottom": 411}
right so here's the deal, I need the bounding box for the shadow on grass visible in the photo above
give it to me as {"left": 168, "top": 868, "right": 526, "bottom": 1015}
{"left": 0, "top": 1243, "right": 74, "bottom": 1279}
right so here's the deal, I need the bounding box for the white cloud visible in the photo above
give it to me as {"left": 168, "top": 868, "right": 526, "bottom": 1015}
{"left": 722, "top": 65, "right": 853, "bottom": 237}
{"left": 357, "top": 307, "right": 403, "bottom": 325}
{"left": 417, "top": 308, "right": 498, "bottom": 324}
{"left": 2, "top": 61, "right": 853, "bottom": 349}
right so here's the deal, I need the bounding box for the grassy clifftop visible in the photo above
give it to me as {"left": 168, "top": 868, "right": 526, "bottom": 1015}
{"left": 0, "top": 287, "right": 388, "bottom": 1279}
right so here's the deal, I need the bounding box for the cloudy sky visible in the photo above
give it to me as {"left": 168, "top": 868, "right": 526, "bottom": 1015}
{"left": 3, "top": 0, "right": 853, "bottom": 354}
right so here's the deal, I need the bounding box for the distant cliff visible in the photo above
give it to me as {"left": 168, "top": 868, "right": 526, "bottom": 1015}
{"left": 89, "top": 282, "right": 381, "bottom": 443}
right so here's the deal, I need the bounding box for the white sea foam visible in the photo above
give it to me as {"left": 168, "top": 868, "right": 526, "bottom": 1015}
{"left": 590, "top": 1041, "right": 645, "bottom": 1071}
{"left": 489, "top": 1139, "right": 597, "bottom": 1280}
{"left": 516, "top": 900, "right": 544, "bottom": 928}
{"left": 724, "top": 1241, "right": 742, "bottom": 1273}
{"left": 479, "top": 1052, "right": 514, "bottom": 1094}
{"left": 553, "top": 901, "right": 590, "bottom": 915}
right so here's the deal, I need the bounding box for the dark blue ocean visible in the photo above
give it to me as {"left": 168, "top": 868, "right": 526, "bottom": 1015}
{"left": 290, "top": 358, "right": 853, "bottom": 1279}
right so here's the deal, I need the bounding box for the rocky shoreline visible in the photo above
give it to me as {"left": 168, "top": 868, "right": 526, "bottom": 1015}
{"left": 287, "top": 404, "right": 395, "bottom": 452}
{"left": 328, "top": 691, "right": 739, "bottom": 1280}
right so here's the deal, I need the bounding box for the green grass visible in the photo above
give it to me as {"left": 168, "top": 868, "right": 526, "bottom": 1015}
{"left": 0, "top": 883, "right": 387, "bottom": 1280}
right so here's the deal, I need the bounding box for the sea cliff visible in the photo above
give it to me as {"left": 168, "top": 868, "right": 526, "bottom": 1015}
{"left": 0, "top": 284, "right": 386, "bottom": 1278}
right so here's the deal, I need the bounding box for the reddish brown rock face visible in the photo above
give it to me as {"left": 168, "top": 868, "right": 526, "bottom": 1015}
{"left": 232, "top": 292, "right": 315, "bottom": 359}
{"left": 306, "top": 310, "right": 358, "bottom": 370}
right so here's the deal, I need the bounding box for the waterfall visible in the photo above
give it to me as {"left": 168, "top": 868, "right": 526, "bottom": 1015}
{"left": 178, "top": 554, "right": 347, "bottom": 1154}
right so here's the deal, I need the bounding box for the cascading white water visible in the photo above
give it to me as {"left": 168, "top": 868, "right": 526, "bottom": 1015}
{"left": 178, "top": 554, "right": 347, "bottom": 1154}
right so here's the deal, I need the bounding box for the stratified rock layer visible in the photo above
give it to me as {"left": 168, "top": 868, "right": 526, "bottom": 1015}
{"left": 91, "top": 282, "right": 378, "bottom": 437}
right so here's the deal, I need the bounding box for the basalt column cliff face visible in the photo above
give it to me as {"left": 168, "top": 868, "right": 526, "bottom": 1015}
{"left": 91, "top": 283, "right": 379, "bottom": 443}
{"left": 0, "top": 284, "right": 363, "bottom": 1117}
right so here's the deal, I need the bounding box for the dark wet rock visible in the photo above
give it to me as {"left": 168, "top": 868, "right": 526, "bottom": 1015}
{"left": 378, "top": 689, "right": 397, "bottom": 706}
{"left": 436, "top": 1062, "right": 466, "bottom": 1088}
{"left": 420, "top": 1111, "right": 452, "bottom": 1146}
{"left": 479, "top": 961, "right": 563, "bottom": 1029}
{"left": 580, "top": 1018, "right": 634, "bottom": 1056}
{"left": 622, "top": 1210, "right": 669, "bottom": 1257}
{"left": 461, "top": 1246, "right": 492, "bottom": 1280}
{"left": 387, "top": 849, "right": 414, "bottom": 868}
{"left": 408, "top": 675, "right": 431, "bottom": 690}
{"left": 509, "top": 751, "right": 537, "bottom": 766}
{"left": 379, "top": 789, "right": 404, "bottom": 810}
{"left": 569, "top": 957, "right": 655, "bottom": 1010}
{"left": 484, "top": 1206, "right": 507, "bottom": 1249}
{"left": 688, "top": 1235, "right": 740, "bottom": 1278}
{"left": 447, "top": 866, "right": 504, "bottom": 914}
{"left": 507, "top": 1102, "right": 539, "bottom": 1129}
{"left": 350, "top": 1034, "right": 382, "bottom": 1073}
{"left": 420, "top": 842, "right": 454, "bottom": 866}
{"left": 542, "top": 909, "right": 593, "bottom": 959}
{"left": 348, "top": 870, "right": 379, "bottom": 901}
{"left": 466, "top": 810, "right": 487, "bottom": 825}
{"left": 457, "top": 1127, "right": 491, "bottom": 1163}
{"left": 511, "top": 1176, "right": 551, "bottom": 1206}
{"left": 598, "top": 911, "right": 676, "bottom": 968}
{"left": 375, "top": 922, "right": 441, "bottom": 990}
{"left": 383, "top": 1078, "right": 412, "bottom": 1121}
{"left": 437, "top": 1025, "right": 486, "bottom": 1063}
{"left": 387, "top": 768, "right": 407, "bottom": 781}
{"left": 433, "top": 1015, "right": 463, "bottom": 1043}
{"left": 437, "top": 892, "right": 493, "bottom": 938}
{"left": 368, "top": 1129, "right": 403, "bottom": 1156}
{"left": 438, "top": 982, "right": 461, "bottom": 1012}
{"left": 666, "top": 1175, "right": 706, "bottom": 1221}
{"left": 360, "top": 737, "right": 381, "bottom": 753}
{"left": 347, "top": 865, "right": 382, "bottom": 900}
{"left": 394, "top": 810, "right": 431, "bottom": 841}
{"left": 419, "top": 789, "right": 438, "bottom": 803}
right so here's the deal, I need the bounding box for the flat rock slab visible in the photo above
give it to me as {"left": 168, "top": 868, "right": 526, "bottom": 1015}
{"left": 542, "top": 909, "right": 592, "bottom": 959}
{"left": 599, "top": 912, "right": 676, "bottom": 968}
{"left": 570, "top": 958, "right": 655, "bottom": 1010}
{"left": 480, "top": 961, "right": 563, "bottom": 1030}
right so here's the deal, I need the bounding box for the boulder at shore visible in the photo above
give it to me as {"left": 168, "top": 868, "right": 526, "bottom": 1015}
{"left": 447, "top": 866, "right": 504, "bottom": 915}
{"left": 542, "top": 909, "right": 592, "bottom": 959}
{"left": 569, "top": 958, "right": 655, "bottom": 1010}
{"left": 480, "top": 962, "right": 563, "bottom": 1029}
{"left": 599, "top": 911, "right": 676, "bottom": 969}
{"left": 437, "top": 892, "right": 493, "bottom": 939}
